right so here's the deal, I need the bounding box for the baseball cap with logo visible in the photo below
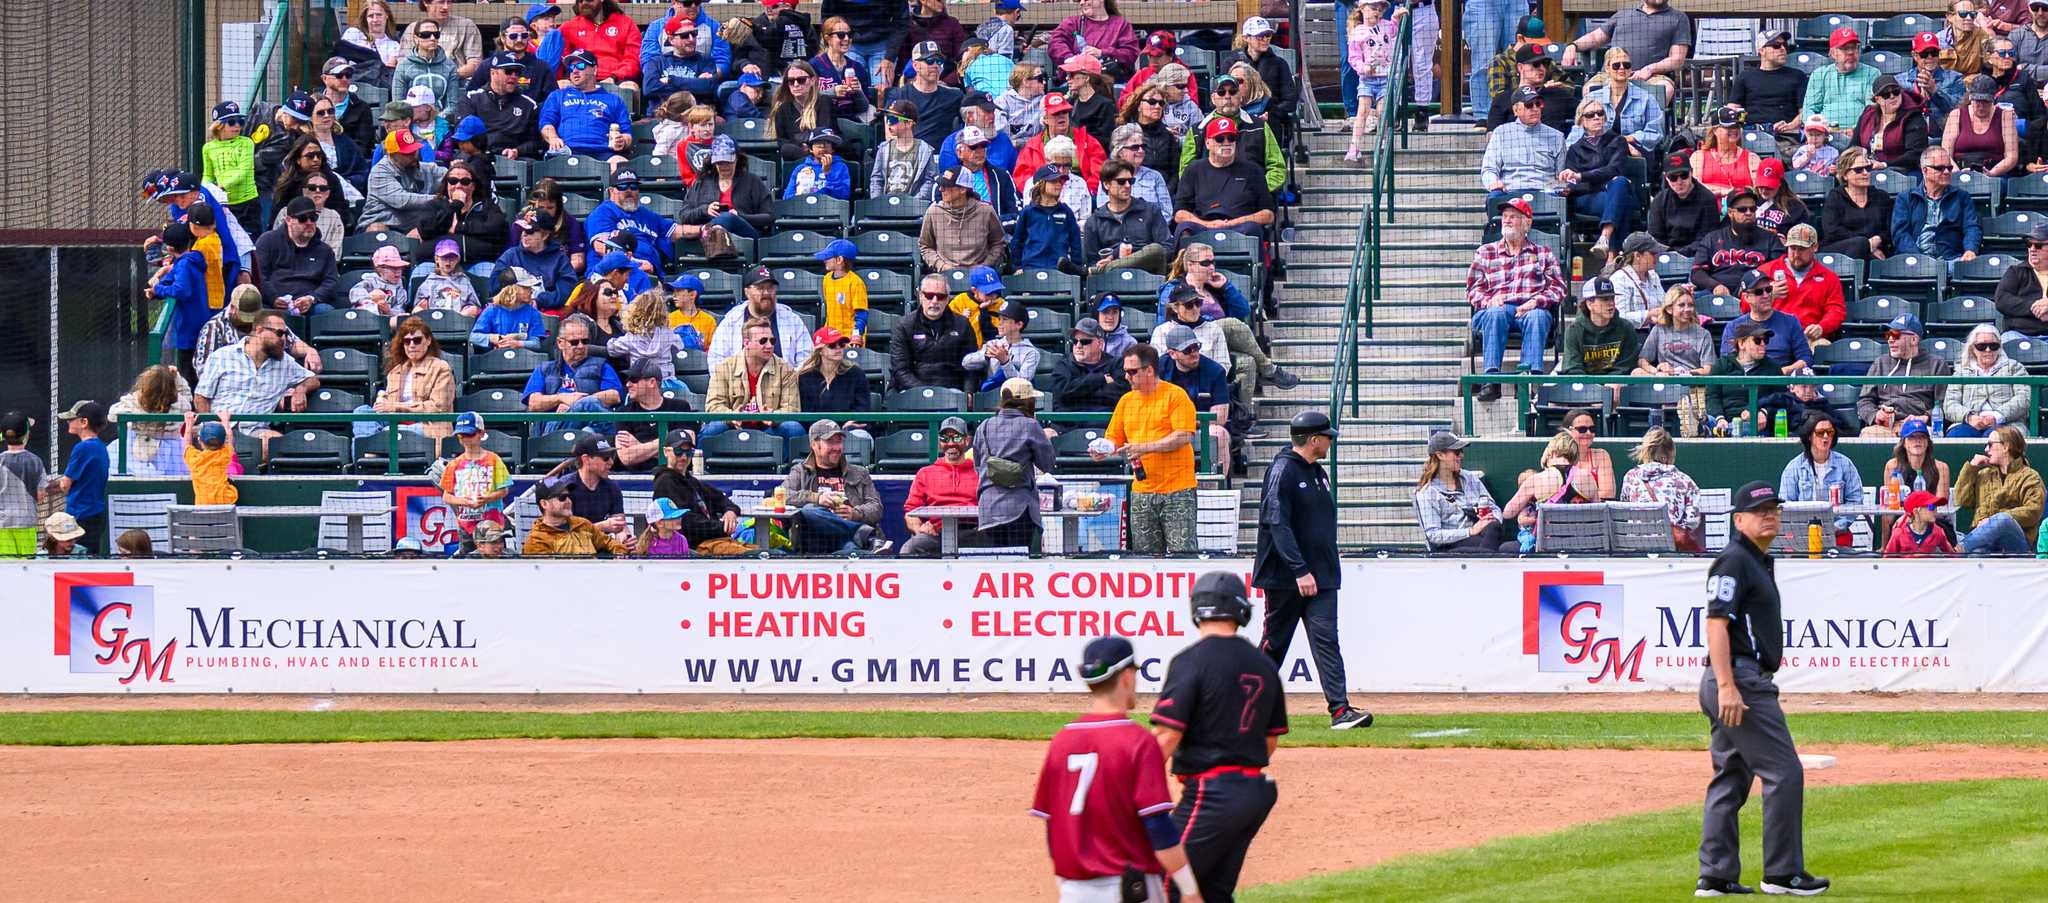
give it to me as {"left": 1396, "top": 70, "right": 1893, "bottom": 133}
{"left": 745, "top": 265, "right": 780, "bottom": 287}
{"left": 1887, "top": 312, "right": 1926, "bottom": 337}
{"left": 808, "top": 419, "right": 846, "bottom": 441}
{"left": 1581, "top": 276, "right": 1617, "bottom": 299}
{"left": 1146, "top": 31, "right": 1176, "bottom": 55}
{"left": 914, "top": 40, "right": 944, "bottom": 62}
{"left": 1502, "top": 197, "right": 1535, "bottom": 219}
{"left": 1241, "top": 16, "right": 1275, "bottom": 37}
{"left": 283, "top": 90, "right": 316, "bottom": 121}
{"left": 435, "top": 238, "right": 462, "bottom": 259}
{"left": 1042, "top": 93, "right": 1074, "bottom": 116}
{"left": 1738, "top": 269, "right": 1772, "bottom": 295}
{"left": 1072, "top": 317, "right": 1106, "bottom": 340}
{"left": 1426, "top": 430, "right": 1471, "bottom": 454}
{"left": 490, "top": 51, "right": 527, "bottom": 72}
{"left": 1786, "top": 223, "right": 1820, "bottom": 248}
{"left": 453, "top": 411, "right": 487, "bottom": 436}
{"left": 1204, "top": 117, "right": 1240, "bottom": 140}
{"left": 1078, "top": 636, "right": 1136, "bottom": 685}
{"left": 404, "top": 85, "right": 438, "bottom": 108}
{"left": 610, "top": 167, "right": 642, "bottom": 189}
{"left": 573, "top": 433, "right": 616, "bottom": 459}
{"left": 1829, "top": 26, "right": 1860, "bottom": 50}
{"left": 1061, "top": 54, "right": 1103, "bottom": 75}
{"left": 1731, "top": 480, "right": 1782, "bottom": 512}
{"left": 935, "top": 167, "right": 968, "bottom": 190}
{"left": 1913, "top": 31, "right": 1941, "bottom": 54}
{"left": 504, "top": 266, "right": 544, "bottom": 291}
{"left": 969, "top": 265, "right": 1005, "bottom": 295}
{"left": 385, "top": 128, "right": 425, "bottom": 156}
{"left": 1513, "top": 86, "right": 1542, "bottom": 105}
{"left": 471, "top": 520, "right": 510, "bottom": 544}
{"left": 322, "top": 57, "right": 356, "bottom": 78}
{"left": 708, "top": 134, "right": 738, "bottom": 163}
{"left": 564, "top": 49, "right": 598, "bottom": 70}
{"left": 211, "top": 101, "right": 245, "bottom": 123}
{"left": 0, "top": 412, "right": 33, "bottom": 443}
{"left": 958, "top": 125, "right": 991, "bottom": 148}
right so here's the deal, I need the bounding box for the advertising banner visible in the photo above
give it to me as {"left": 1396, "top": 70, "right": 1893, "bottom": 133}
{"left": 7, "top": 559, "right": 2043, "bottom": 694}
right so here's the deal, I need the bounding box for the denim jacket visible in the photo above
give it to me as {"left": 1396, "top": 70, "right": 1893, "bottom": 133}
{"left": 1566, "top": 82, "right": 1666, "bottom": 150}
{"left": 1778, "top": 449, "right": 1866, "bottom": 530}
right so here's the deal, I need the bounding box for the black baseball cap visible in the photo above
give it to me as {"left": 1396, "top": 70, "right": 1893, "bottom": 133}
{"left": 1731, "top": 480, "right": 1782, "bottom": 512}
{"left": 573, "top": 433, "right": 616, "bottom": 459}
{"left": 1078, "top": 636, "right": 1136, "bottom": 685}
{"left": 1731, "top": 319, "right": 1774, "bottom": 343}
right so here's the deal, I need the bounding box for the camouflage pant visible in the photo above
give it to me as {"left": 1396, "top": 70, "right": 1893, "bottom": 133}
{"left": 1128, "top": 488, "right": 1198, "bottom": 555}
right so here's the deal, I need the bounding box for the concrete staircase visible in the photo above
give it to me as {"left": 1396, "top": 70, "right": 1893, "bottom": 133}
{"left": 1236, "top": 125, "right": 1491, "bottom": 550}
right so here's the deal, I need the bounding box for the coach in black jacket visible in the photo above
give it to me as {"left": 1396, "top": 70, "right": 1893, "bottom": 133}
{"left": 1254, "top": 411, "right": 1369, "bottom": 730}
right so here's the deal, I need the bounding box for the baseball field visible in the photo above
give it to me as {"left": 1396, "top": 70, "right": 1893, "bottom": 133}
{"left": 5, "top": 692, "right": 2046, "bottom": 901}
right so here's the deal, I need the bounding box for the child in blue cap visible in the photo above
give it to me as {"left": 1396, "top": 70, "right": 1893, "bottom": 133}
{"left": 816, "top": 238, "right": 869, "bottom": 345}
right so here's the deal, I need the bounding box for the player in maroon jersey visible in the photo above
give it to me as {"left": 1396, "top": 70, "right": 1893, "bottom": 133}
{"left": 1032, "top": 636, "right": 1203, "bottom": 903}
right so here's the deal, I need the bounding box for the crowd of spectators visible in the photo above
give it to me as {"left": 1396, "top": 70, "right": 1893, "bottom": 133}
{"left": 1445, "top": 4, "right": 2048, "bottom": 558}
{"left": 54, "top": 1, "right": 1304, "bottom": 559}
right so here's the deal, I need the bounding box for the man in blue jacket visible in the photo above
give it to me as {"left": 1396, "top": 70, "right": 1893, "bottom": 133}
{"left": 539, "top": 50, "right": 634, "bottom": 158}
{"left": 644, "top": 17, "right": 724, "bottom": 109}
{"left": 585, "top": 168, "right": 687, "bottom": 273}
{"left": 639, "top": 0, "right": 733, "bottom": 84}
{"left": 1890, "top": 146, "right": 1982, "bottom": 261}
{"left": 495, "top": 210, "right": 580, "bottom": 311}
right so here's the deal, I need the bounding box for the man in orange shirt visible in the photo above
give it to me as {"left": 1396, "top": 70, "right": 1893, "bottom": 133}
{"left": 1095, "top": 344, "right": 1198, "bottom": 554}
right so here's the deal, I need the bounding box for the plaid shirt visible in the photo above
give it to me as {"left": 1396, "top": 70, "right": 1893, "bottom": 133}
{"left": 191, "top": 309, "right": 306, "bottom": 376}
{"left": 193, "top": 343, "right": 316, "bottom": 432}
{"left": 1466, "top": 238, "right": 1566, "bottom": 312}
{"left": 1480, "top": 121, "right": 1564, "bottom": 191}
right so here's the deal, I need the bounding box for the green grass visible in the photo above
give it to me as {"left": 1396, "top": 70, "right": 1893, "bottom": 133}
{"left": 5, "top": 709, "right": 2048, "bottom": 748}
{"left": 1242, "top": 779, "right": 2048, "bottom": 902}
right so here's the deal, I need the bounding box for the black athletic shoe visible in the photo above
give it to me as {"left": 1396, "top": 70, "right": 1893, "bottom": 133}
{"left": 1761, "top": 873, "right": 1829, "bottom": 896}
{"left": 1476, "top": 382, "right": 1501, "bottom": 402}
{"left": 1330, "top": 707, "right": 1373, "bottom": 730}
{"left": 1696, "top": 877, "right": 1756, "bottom": 897}
{"left": 1266, "top": 367, "right": 1301, "bottom": 390}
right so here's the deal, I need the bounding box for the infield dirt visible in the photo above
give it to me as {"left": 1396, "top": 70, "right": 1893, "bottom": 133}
{"left": 3, "top": 738, "right": 2043, "bottom": 901}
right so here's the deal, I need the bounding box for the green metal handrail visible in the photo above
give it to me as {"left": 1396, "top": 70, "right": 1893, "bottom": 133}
{"left": 1459, "top": 372, "right": 2048, "bottom": 435}
{"left": 1326, "top": 11, "right": 1412, "bottom": 487}
{"left": 245, "top": 4, "right": 292, "bottom": 111}
{"left": 113, "top": 409, "right": 1217, "bottom": 477}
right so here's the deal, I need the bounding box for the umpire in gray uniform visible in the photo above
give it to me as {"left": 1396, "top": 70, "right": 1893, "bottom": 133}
{"left": 1697, "top": 481, "right": 1829, "bottom": 898}
{"left": 1253, "top": 411, "right": 1371, "bottom": 730}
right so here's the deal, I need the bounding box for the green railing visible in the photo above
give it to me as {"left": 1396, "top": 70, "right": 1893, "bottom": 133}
{"left": 1327, "top": 11, "right": 1411, "bottom": 487}
{"left": 245, "top": 4, "right": 293, "bottom": 111}
{"left": 112, "top": 410, "right": 1217, "bottom": 477}
{"left": 1459, "top": 373, "right": 2048, "bottom": 436}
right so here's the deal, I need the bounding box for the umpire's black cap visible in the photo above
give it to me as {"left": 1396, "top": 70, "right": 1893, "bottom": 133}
{"left": 1289, "top": 410, "right": 1338, "bottom": 438}
{"left": 1731, "top": 480, "right": 1782, "bottom": 512}
{"left": 1078, "top": 636, "right": 1136, "bottom": 685}
{"left": 1190, "top": 572, "right": 1252, "bottom": 626}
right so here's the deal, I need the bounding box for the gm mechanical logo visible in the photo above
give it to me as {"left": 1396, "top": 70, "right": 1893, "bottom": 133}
{"left": 52, "top": 573, "right": 176, "bottom": 684}
{"left": 1522, "top": 571, "right": 1644, "bottom": 684}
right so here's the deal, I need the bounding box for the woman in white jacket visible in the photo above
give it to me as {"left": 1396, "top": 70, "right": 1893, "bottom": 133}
{"left": 1943, "top": 323, "right": 2034, "bottom": 437}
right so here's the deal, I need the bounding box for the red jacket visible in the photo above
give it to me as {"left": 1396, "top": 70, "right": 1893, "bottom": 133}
{"left": 561, "top": 12, "right": 643, "bottom": 82}
{"left": 905, "top": 457, "right": 979, "bottom": 512}
{"left": 1883, "top": 520, "right": 1956, "bottom": 556}
{"left": 1013, "top": 129, "right": 1110, "bottom": 193}
{"left": 1749, "top": 257, "right": 1847, "bottom": 339}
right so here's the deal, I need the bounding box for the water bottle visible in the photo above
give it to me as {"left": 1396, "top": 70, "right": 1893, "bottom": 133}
{"left": 692, "top": 448, "right": 706, "bottom": 476}
{"left": 1773, "top": 409, "right": 1788, "bottom": 437}
{"left": 1913, "top": 473, "right": 1927, "bottom": 495}
{"left": 1931, "top": 406, "right": 1944, "bottom": 437}
{"left": 1518, "top": 524, "right": 1536, "bottom": 553}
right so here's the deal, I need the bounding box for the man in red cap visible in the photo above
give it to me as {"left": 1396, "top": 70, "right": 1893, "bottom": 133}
{"left": 1907, "top": 31, "right": 1966, "bottom": 123}
{"left": 362, "top": 128, "right": 448, "bottom": 232}
{"left": 1465, "top": 197, "right": 1564, "bottom": 399}
{"left": 1171, "top": 117, "right": 1276, "bottom": 242}
{"left": 1801, "top": 27, "right": 1879, "bottom": 129}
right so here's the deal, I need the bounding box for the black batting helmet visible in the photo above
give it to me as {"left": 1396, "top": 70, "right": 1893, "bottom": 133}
{"left": 1189, "top": 571, "right": 1251, "bottom": 626}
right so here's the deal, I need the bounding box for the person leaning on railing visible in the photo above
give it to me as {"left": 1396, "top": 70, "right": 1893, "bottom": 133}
{"left": 1414, "top": 431, "right": 1515, "bottom": 555}
{"left": 1620, "top": 427, "right": 1704, "bottom": 551}
{"left": 1954, "top": 424, "right": 2046, "bottom": 553}
{"left": 1779, "top": 412, "right": 1865, "bottom": 541}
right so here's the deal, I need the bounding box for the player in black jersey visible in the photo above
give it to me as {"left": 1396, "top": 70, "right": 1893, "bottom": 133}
{"left": 1150, "top": 572, "right": 1286, "bottom": 903}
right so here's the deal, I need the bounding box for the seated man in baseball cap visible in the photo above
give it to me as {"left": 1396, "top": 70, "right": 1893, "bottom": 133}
{"left": 651, "top": 428, "right": 753, "bottom": 556}
{"left": 900, "top": 416, "right": 979, "bottom": 557}
{"left": 523, "top": 475, "right": 628, "bottom": 557}
{"left": 780, "top": 420, "right": 889, "bottom": 554}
